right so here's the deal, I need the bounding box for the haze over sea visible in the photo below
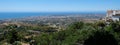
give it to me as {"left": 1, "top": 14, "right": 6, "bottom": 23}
{"left": 0, "top": 12, "right": 106, "bottom": 19}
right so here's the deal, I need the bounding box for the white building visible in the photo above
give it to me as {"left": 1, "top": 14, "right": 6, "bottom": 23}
{"left": 105, "top": 10, "right": 120, "bottom": 21}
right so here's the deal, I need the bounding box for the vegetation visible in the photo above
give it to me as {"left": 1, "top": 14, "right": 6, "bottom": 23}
{"left": 0, "top": 21, "right": 120, "bottom": 45}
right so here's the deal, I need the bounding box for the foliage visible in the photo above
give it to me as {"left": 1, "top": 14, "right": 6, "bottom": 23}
{"left": 84, "top": 31, "right": 118, "bottom": 45}
{"left": 0, "top": 21, "right": 120, "bottom": 45}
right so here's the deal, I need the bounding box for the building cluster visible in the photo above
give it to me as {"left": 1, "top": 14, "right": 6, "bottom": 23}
{"left": 103, "top": 10, "right": 120, "bottom": 21}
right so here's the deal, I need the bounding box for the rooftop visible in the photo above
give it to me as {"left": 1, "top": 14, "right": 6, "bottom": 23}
{"left": 107, "top": 10, "right": 120, "bottom": 16}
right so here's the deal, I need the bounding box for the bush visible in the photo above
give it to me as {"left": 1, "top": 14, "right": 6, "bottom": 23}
{"left": 68, "top": 22, "right": 84, "bottom": 30}
{"left": 84, "top": 31, "right": 118, "bottom": 45}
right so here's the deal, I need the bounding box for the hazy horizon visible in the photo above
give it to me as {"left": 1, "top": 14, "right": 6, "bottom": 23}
{"left": 0, "top": 12, "right": 106, "bottom": 19}
{"left": 0, "top": 0, "right": 119, "bottom": 19}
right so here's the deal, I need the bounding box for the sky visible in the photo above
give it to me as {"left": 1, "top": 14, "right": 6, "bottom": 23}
{"left": 0, "top": 0, "right": 120, "bottom": 12}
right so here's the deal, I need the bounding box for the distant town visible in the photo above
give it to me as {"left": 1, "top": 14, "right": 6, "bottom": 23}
{"left": 0, "top": 12, "right": 105, "bottom": 30}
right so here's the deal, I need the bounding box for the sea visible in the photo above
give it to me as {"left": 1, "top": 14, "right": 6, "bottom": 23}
{"left": 0, "top": 12, "right": 106, "bottom": 20}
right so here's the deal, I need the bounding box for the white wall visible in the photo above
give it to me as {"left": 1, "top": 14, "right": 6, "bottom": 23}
{"left": 112, "top": 17, "right": 119, "bottom": 21}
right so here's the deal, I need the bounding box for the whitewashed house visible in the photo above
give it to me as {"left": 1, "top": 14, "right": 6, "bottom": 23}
{"left": 105, "top": 10, "right": 120, "bottom": 21}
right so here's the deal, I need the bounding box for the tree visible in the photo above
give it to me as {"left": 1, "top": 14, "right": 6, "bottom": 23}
{"left": 68, "top": 22, "right": 84, "bottom": 30}
{"left": 84, "top": 31, "right": 118, "bottom": 45}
